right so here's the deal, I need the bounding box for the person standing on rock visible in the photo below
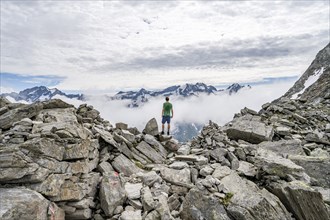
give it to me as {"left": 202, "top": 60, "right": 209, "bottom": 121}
{"left": 161, "top": 96, "right": 173, "bottom": 135}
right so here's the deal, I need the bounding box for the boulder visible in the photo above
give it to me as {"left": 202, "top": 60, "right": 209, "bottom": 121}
{"left": 269, "top": 181, "right": 330, "bottom": 220}
{"left": 254, "top": 149, "right": 309, "bottom": 182}
{"left": 181, "top": 188, "right": 230, "bottom": 220}
{"left": 237, "top": 161, "right": 257, "bottom": 177}
{"left": 0, "top": 102, "right": 43, "bottom": 129}
{"left": 257, "top": 139, "right": 305, "bottom": 157}
{"left": 225, "top": 115, "right": 274, "bottom": 144}
{"left": 220, "top": 173, "right": 292, "bottom": 220}
{"left": 289, "top": 155, "right": 330, "bottom": 187}
{"left": 159, "top": 167, "right": 191, "bottom": 185}
{"left": 100, "top": 172, "right": 126, "bottom": 217}
{"left": 143, "top": 134, "right": 167, "bottom": 158}
{"left": 139, "top": 171, "right": 162, "bottom": 186}
{"left": 141, "top": 186, "right": 157, "bottom": 212}
{"left": 143, "top": 118, "right": 159, "bottom": 136}
{"left": 136, "top": 141, "right": 164, "bottom": 163}
{"left": 125, "top": 182, "right": 143, "bottom": 200}
{"left": 0, "top": 187, "right": 64, "bottom": 220}
{"left": 0, "top": 146, "right": 50, "bottom": 183}
{"left": 120, "top": 210, "right": 142, "bottom": 220}
{"left": 112, "top": 154, "right": 144, "bottom": 176}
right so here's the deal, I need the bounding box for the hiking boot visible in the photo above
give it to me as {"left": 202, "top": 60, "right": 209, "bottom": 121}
{"left": 161, "top": 131, "right": 164, "bottom": 135}
{"left": 167, "top": 131, "right": 170, "bottom": 135}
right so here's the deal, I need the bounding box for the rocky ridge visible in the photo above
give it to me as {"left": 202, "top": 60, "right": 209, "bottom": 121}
{"left": 0, "top": 93, "right": 329, "bottom": 219}
{"left": 1, "top": 44, "right": 329, "bottom": 219}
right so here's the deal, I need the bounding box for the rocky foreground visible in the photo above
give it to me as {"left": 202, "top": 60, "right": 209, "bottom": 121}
{"left": 0, "top": 92, "right": 329, "bottom": 220}
{"left": 1, "top": 43, "right": 330, "bottom": 220}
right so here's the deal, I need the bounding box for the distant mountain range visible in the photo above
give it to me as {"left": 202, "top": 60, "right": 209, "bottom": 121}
{"left": 111, "top": 82, "right": 251, "bottom": 107}
{"left": 1, "top": 83, "right": 251, "bottom": 107}
{"left": 1, "top": 86, "right": 84, "bottom": 103}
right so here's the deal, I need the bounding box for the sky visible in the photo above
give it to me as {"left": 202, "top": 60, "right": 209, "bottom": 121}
{"left": 0, "top": 0, "right": 329, "bottom": 93}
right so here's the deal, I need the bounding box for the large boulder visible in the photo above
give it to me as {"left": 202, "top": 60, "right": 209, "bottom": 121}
{"left": 225, "top": 115, "right": 274, "bottom": 144}
{"left": 111, "top": 154, "right": 144, "bottom": 176}
{"left": 254, "top": 149, "right": 310, "bottom": 182}
{"left": 136, "top": 141, "right": 164, "bottom": 163}
{"left": 143, "top": 118, "right": 159, "bottom": 136}
{"left": 99, "top": 172, "right": 126, "bottom": 217}
{"left": 289, "top": 155, "right": 330, "bottom": 187}
{"left": 181, "top": 188, "right": 230, "bottom": 220}
{"left": 0, "top": 102, "right": 43, "bottom": 129}
{"left": 220, "top": 172, "right": 292, "bottom": 220}
{"left": 0, "top": 187, "right": 65, "bottom": 220}
{"left": 257, "top": 139, "right": 305, "bottom": 157}
{"left": 269, "top": 181, "right": 330, "bottom": 220}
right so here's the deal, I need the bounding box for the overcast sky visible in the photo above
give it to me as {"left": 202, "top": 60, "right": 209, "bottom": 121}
{"left": 0, "top": 1, "right": 329, "bottom": 92}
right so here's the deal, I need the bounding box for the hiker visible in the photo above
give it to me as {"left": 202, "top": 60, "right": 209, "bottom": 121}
{"left": 161, "top": 96, "right": 173, "bottom": 135}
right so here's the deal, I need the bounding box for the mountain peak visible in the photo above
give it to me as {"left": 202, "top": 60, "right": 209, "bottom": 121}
{"left": 1, "top": 86, "right": 83, "bottom": 103}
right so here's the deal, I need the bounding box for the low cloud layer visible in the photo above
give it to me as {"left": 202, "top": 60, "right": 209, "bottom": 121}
{"left": 61, "top": 80, "right": 295, "bottom": 132}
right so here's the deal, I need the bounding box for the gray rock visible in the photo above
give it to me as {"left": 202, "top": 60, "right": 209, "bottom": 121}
{"left": 227, "top": 152, "right": 240, "bottom": 170}
{"left": 121, "top": 130, "right": 135, "bottom": 143}
{"left": 225, "top": 115, "right": 274, "bottom": 144}
{"left": 0, "top": 187, "right": 64, "bottom": 220}
{"left": 212, "top": 166, "right": 233, "bottom": 180}
{"left": 255, "top": 149, "right": 309, "bottom": 182}
{"left": 275, "top": 126, "right": 291, "bottom": 136}
{"left": 141, "top": 186, "right": 157, "bottom": 212}
{"left": 112, "top": 154, "right": 143, "bottom": 176}
{"left": 209, "top": 148, "right": 228, "bottom": 162}
{"left": 159, "top": 167, "right": 191, "bottom": 185}
{"left": 326, "top": 124, "right": 330, "bottom": 133}
{"left": 310, "top": 148, "right": 330, "bottom": 157}
{"left": 314, "top": 187, "right": 330, "bottom": 204}
{"left": 257, "top": 139, "right": 305, "bottom": 157}
{"left": 290, "top": 155, "right": 330, "bottom": 187}
{"left": 97, "top": 161, "right": 114, "bottom": 174}
{"left": 116, "top": 122, "right": 128, "bottom": 130}
{"left": 136, "top": 141, "right": 164, "bottom": 163}
{"left": 100, "top": 172, "right": 126, "bottom": 217}
{"left": 66, "top": 208, "right": 92, "bottom": 219}
{"left": 155, "top": 193, "right": 174, "bottom": 220}
{"left": 200, "top": 166, "right": 214, "bottom": 176}
{"left": 165, "top": 139, "right": 180, "bottom": 152}
{"left": 21, "top": 137, "right": 65, "bottom": 161}
{"left": 237, "top": 161, "right": 257, "bottom": 177}
{"left": 125, "top": 182, "right": 143, "bottom": 200}
{"left": 144, "top": 134, "right": 168, "bottom": 158}
{"left": 120, "top": 210, "right": 142, "bottom": 220}
{"left": 0, "top": 147, "right": 50, "bottom": 183}
{"left": 143, "top": 118, "right": 159, "bottom": 136}
{"left": 269, "top": 181, "right": 330, "bottom": 220}
{"left": 63, "top": 139, "right": 90, "bottom": 160}
{"left": 42, "top": 99, "right": 74, "bottom": 109}
{"left": 144, "top": 210, "right": 161, "bottom": 220}
{"left": 139, "top": 171, "right": 162, "bottom": 186}
{"left": 169, "top": 161, "right": 189, "bottom": 170}
{"left": 0, "top": 102, "right": 43, "bottom": 129}
{"left": 177, "top": 144, "right": 191, "bottom": 155}
{"left": 181, "top": 188, "right": 230, "bottom": 220}
{"left": 221, "top": 172, "right": 292, "bottom": 220}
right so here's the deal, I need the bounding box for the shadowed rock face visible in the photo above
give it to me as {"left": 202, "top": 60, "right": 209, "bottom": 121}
{"left": 0, "top": 44, "right": 330, "bottom": 220}
{"left": 281, "top": 42, "right": 330, "bottom": 103}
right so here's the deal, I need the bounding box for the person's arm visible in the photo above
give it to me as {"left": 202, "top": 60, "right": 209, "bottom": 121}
{"left": 171, "top": 108, "right": 174, "bottom": 118}
{"left": 162, "top": 107, "right": 164, "bottom": 117}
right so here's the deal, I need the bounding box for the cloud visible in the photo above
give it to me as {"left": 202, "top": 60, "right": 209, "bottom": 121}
{"left": 0, "top": 1, "right": 329, "bottom": 91}
{"left": 65, "top": 80, "right": 296, "bottom": 131}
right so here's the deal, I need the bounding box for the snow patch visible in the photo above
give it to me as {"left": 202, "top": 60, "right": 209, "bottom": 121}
{"left": 291, "top": 67, "right": 323, "bottom": 99}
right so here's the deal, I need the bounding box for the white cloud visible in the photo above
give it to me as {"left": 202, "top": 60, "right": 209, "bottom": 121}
{"left": 67, "top": 80, "right": 295, "bottom": 131}
{"left": 1, "top": 1, "right": 329, "bottom": 90}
